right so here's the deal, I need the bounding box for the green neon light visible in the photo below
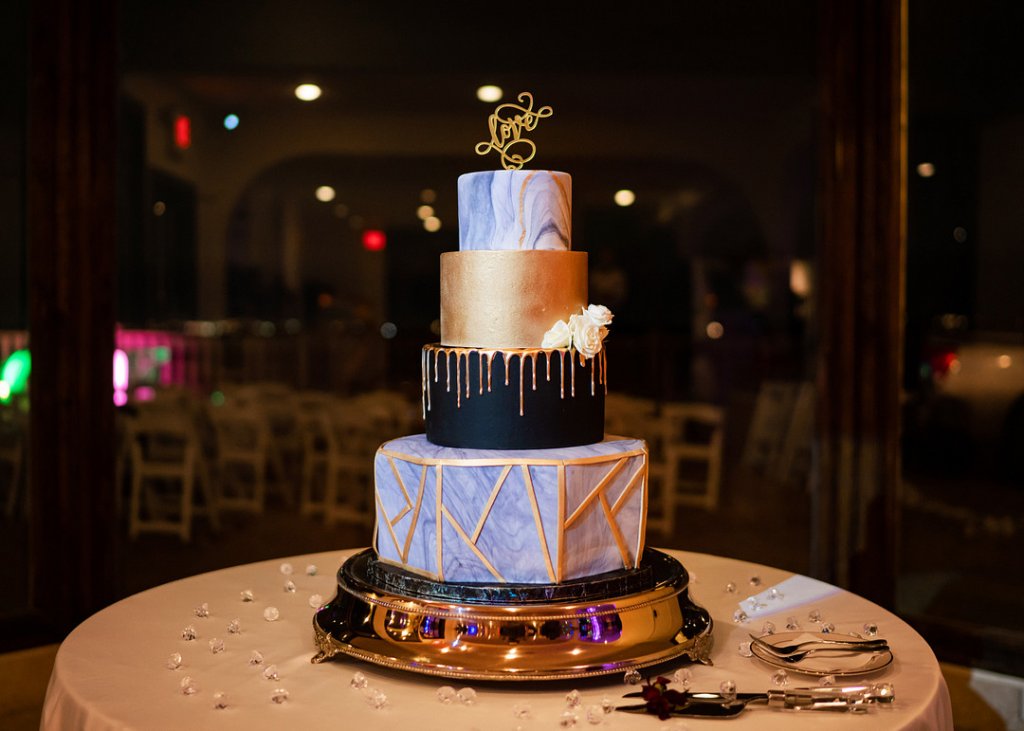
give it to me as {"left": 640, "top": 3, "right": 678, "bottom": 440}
{"left": 0, "top": 349, "right": 31, "bottom": 400}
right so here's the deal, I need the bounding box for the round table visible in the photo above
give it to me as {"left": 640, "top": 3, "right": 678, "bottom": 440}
{"left": 41, "top": 549, "right": 953, "bottom": 730}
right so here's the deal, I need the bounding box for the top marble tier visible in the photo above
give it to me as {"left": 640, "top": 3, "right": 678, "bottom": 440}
{"left": 458, "top": 170, "right": 571, "bottom": 251}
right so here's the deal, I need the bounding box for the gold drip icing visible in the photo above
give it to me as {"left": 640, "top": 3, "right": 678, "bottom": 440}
{"left": 421, "top": 349, "right": 428, "bottom": 419}
{"left": 558, "top": 350, "right": 565, "bottom": 398}
{"left": 518, "top": 352, "right": 526, "bottom": 415}
{"left": 421, "top": 345, "right": 608, "bottom": 417}
{"left": 570, "top": 351, "right": 576, "bottom": 397}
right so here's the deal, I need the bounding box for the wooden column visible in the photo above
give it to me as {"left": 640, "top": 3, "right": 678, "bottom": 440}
{"left": 814, "top": 0, "right": 907, "bottom": 606}
{"left": 28, "top": 0, "right": 118, "bottom": 629}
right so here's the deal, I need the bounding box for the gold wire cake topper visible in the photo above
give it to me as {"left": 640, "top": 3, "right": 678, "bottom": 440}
{"left": 474, "top": 91, "right": 554, "bottom": 170}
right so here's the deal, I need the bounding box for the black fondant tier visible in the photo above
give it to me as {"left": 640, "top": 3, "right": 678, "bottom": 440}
{"left": 422, "top": 345, "right": 605, "bottom": 449}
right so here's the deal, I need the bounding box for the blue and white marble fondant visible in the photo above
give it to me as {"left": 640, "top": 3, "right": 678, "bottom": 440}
{"left": 458, "top": 170, "right": 571, "bottom": 251}
{"left": 373, "top": 434, "right": 647, "bottom": 584}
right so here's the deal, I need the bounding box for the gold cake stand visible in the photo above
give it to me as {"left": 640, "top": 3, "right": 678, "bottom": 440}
{"left": 311, "top": 549, "right": 713, "bottom": 681}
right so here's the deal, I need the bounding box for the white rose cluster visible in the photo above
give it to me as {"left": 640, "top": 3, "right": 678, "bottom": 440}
{"left": 541, "top": 304, "right": 614, "bottom": 357}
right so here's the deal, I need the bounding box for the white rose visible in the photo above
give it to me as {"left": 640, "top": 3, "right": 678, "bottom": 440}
{"left": 541, "top": 319, "right": 572, "bottom": 349}
{"left": 569, "top": 313, "right": 607, "bottom": 358}
{"left": 585, "top": 304, "right": 614, "bottom": 327}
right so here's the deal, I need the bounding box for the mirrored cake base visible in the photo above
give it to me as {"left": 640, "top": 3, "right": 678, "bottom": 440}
{"left": 311, "top": 548, "right": 714, "bottom": 681}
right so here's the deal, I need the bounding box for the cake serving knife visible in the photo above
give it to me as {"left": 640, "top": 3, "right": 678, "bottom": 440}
{"left": 618, "top": 683, "right": 896, "bottom": 718}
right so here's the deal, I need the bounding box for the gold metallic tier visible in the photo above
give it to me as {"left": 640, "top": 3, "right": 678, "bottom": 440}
{"left": 440, "top": 250, "right": 587, "bottom": 349}
{"left": 312, "top": 549, "right": 713, "bottom": 681}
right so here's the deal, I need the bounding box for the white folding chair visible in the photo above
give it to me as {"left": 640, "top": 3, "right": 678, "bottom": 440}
{"left": 127, "top": 410, "right": 202, "bottom": 541}
{"left": 294, "top": 391, "right": 337, "bottom": 517}
{"left": 207, "top": 403, "right": 270, "bottom": 513}
{"left": 646, "top": 402, "right": 725, "bottom": 534}
{"left": 322, "top": 403, "right": 376, "bottom": 527}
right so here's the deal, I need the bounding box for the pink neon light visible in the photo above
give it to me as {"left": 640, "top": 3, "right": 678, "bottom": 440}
{"left": 113, "top": 349, "right": 129, "bottom": 391}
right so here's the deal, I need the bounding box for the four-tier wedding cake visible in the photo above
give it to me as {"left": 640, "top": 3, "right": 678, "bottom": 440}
{"left": 313, "top": 94, "right": 712, "bottom": 680}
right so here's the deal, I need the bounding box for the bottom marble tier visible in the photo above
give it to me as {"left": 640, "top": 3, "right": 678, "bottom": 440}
{"left": 374, "top": 434, "right": 648, "bottom": 584}
{"left": 312, "top": 548, "right": 714, "bottom": 681}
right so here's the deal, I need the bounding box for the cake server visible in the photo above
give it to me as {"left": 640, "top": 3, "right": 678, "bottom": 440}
{"left": 618, "top": 683, "right": 896, "bottom": 718}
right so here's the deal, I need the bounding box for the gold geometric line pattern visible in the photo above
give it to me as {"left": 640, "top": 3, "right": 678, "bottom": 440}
{"left": 556, "top": 464, "right": 566, "bottom": 583}
{"left": 636, "top": 444, "right": 650, "bottom": 569}
{"left": 375, "top": 443, "right": 650, "bottom": 582}
{"left": 609, "top": 461, "right": 645, "bottom": 516}
{"left": 599, "top": 489, "right": 632, "bottom": 568}
{"left": 522, "top": 465, "right": 556, "bottom": 583}
{"left": 390, "top": 505, "right": 411, "bottom": 526}
{"left": 563, "top": 457, "right": 628, "bottom": 529}
{"left": 471, "top": 464, "right": 512, "bottom": 544}
{"left": 401, "top": 465, "right": 428, "bottom": 564}
{"left": 387, "top": 455, "right": 413, "bottom": 510}
{"left": 441, "top": 504, "right": 505, "bottom": 582}
{"left": 435, "top": 463, "right": 444, "bottom": 582}
{"left": 379, "top": 447, "right": 646, "bottom": 469}
{"left": 375, "top": 489, "right": 402, "bottom": 560}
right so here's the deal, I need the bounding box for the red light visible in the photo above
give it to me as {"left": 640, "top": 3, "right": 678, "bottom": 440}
{"left": 362, "top": 229, "right": 386, "bottom": 251}
{"left": 929, "top": 348, "right": 959, "bottom": 379}
{"left": 173, "top": 115, "right": 192, "bottom": 149}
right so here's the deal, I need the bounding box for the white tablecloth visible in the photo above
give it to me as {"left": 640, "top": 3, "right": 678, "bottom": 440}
{"left": 41, "top": 549, "right": 953, "bottom": 730}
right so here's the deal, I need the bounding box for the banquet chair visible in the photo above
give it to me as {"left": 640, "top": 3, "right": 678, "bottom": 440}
{"left": 206, "top": 402, "right": 270, "bottom": 513}
{"left": 251, "top": 384, "right": 301, "bottom": 506}
{"left": 604, "top": 393, "right": 658, "bottom": 437}
{"left": 322, "top": 403, "right": 376, "bottom": 527}
{"left": 646, "top": 402, "right": 724, "bottom": 534}
{"left": 294, "top": 391, "right": 338, "bottom": 517}
{"left": 127, "top": 410, "right": 211, "bottom": 542}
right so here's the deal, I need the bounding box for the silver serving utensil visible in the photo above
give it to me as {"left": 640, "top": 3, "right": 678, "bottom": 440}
{"left": 619, "top": 684, "right": 895, "bottom": 718}
{"left": 749, "top": 633, "right": 889, "bottom": 656}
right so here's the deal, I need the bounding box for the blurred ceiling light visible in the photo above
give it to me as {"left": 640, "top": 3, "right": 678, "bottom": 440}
{"left": 153, "top": 201, "right": 166, "bottom": 216}
{"left": 424, "top": 216, "right": 442, "bottom": 232}
{"left": 294, "top": 83, "right": 322, "bottom": 101}
{"left": 916, "top": 162, "right": 935, "bottom": 178}
{"left": 380, "top": 322, "right": 398, "bottom": 339}
{"left": 614, "top": 189, "right": 636, "bottom": 207}
{"left": 420, "top": 188, "right": 437, "bottom": 204}
{"left": 706, "top": 321, "right": 724, "bottom": 340}
{"left": 417, "top": 205, "right": 434, "bottom": 220}
{"left": 953, "top": 226, "right": 967, "bottom": 243}
{"left": 223, "top": 113, "right": 240, "bottom": 130}
{"left": 476, "top": 85, "right": 503, "bottom": 103}
{"left": 998, "top": 354, "right": 1012, "bottom": 369}
{"left": 333, "top": 203, "right": 349, "bottom": 218}
{"left": 315, "top": 185, "right": 336, "bottom": 202}
{"left": 789, "top": 260, "right": 812, "bottom": 298}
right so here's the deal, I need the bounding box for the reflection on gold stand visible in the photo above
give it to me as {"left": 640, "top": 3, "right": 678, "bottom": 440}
{"left": 312, "top": 549, "right": 713, "bottom": 681}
